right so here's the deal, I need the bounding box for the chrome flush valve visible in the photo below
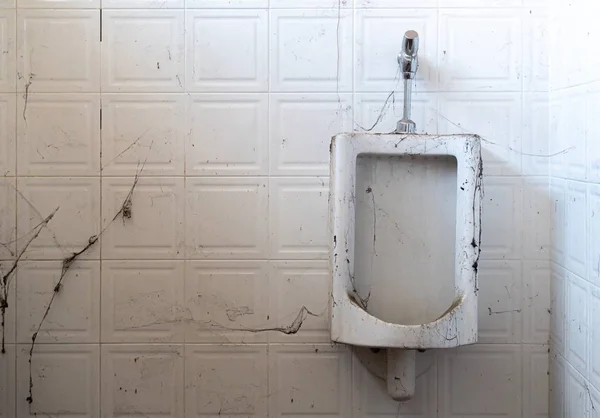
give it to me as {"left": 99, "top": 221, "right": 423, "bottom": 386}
{"left": 398, "top": 30, "right": 419, "bottom": 80}
{"left": 396, "top": 30, "right": 420, "bottom": 134}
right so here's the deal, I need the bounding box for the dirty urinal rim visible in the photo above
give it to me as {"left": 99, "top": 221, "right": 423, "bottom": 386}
{"left": 329, "top": 132, "right": 483, "bottom": 401}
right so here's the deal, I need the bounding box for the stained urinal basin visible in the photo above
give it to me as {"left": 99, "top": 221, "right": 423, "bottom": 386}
{"left": 329, "top": 133, "right": 482, "bottom": 349}
{"left": 354, "top": 153, "right": 457, "bottom": 326}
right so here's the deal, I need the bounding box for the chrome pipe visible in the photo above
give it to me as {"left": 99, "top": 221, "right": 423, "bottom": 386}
{"left": 403, "top": 79, "right": 412, "bottom": 121}
{"left": 396, "top": 30, "right": 419, "bottom": 134}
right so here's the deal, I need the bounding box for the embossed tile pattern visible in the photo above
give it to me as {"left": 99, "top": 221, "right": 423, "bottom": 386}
{"left": 0, "top": 1, "right": 554, "bottom": 417}
{"left": 549, "top": 1, "right": 600, "bottom": 417}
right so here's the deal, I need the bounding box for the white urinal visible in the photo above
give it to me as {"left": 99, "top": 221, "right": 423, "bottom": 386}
{"left": 329, "top": 132, "right": 482, "bottom": 400}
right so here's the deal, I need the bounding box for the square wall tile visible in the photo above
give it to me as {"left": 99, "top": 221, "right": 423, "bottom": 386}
{"left": 0, "top": 94, "right": 15, "bottom": 176}
{"left": 101, "top": 261, "right": 185, "bottom": 343}
{"left": 0, "top": 259, "right": 15, "bottom": 344}
{"left": 103, "top": 0, "right": 182, "bottom": 9}
{"left": 549, "top": 95, "right": 567, "bottom": 177}
{"left": 356, "top": 0, "right": 438, "bottom": 7}
{"left": 102, "top": 11, "right": 184, "bottom": 93}
{"left": 522, "top": 177, "right": 551, "bottom": 259}
{"left": 100, "top": 345, "right": 183, "bottom": 418}
{"left": 355, "top": 9, "right": 437, "bottom": 92}
{"left": 0, "top": 11, "right": 15, "bottom": 92}
{"left": 268, "top": 344, "right": 351, "bottom": 418}
{"left": 16, "top": 177, "right": 100, "bottom": 260}
{"left": 0, "top": 177, "right": 16, "bottom": 260}
{"left": 186, "top": 0, "right": 267, "bottom": 7}
{"left": 0, "top": 344, "right": 15, "bottom": 418}
{"left": 523, "top": 345, "right": 549, "bottom": 418}
{"left": 20, "top": 0, "right": 98, "bottom": 9}
{"left": 270, "top": 93, "right": 351, "bottom": 176}
{"left": 438, "top": 344, "right": 522, "bottom": 418}
{"left": 186, "top": 94, "right": 268, "bottom": 176}
{"left": 589, "top": 184, "right": 600, "bottom": 287}
{"left": 186, "top": 10, "right": 267, "bottom": 92}
{"left": 587, "top": 6, "right": 600, "bottom": 85}
{"left": 0, "top": 188, "right": 15, "bottom": 341}
{"left": 16, "top": 260, "right": 100, "bottom": 344}
{"left": 185, "top": 345, "right": 267, "bottom": 417}
{"left": 269, "top": 261, "right": 330, "bottom": 343}
{"left": 101, "top": 94, "right": 184, "bottom": 177}
{"left": 562, "top": 87, "right": 587, "bottom": 181}
{"left": 101, "top": 177, "right": 185, "bottom": 260}
{"left": 590, "top": 384, "right": 600, "bottom": 418}
{"left": 17, "top": 93, "right": 100, "bottom": 176}
{"left": 439, "top": 9, "right": 522, "bottom": 92}
{"left": 566, "top": 272, "right": 588, "bottom": 378}
{"left": 523, "top": 8, "right": 549, "bottom": 92}
{"left": 438, "top": 93, "right": 522, "bottom": 175}
{"left": 588, "top": 85, "right": 600, "bottom": 183}
{"left": 186, "top": 177, "right": 268, "bottom": 259}
{"left": 523, "top": 0, "right": 551, "bottom": 5}
{"left": 269, "top": 177, "right": 329, "bottom": 260}
{"left": 522, "top": 260, "right": 551, "bottom": 344}
{"left": 550, "top": 7, "right": 586, "bottom": 90}
{"left": 17, "top": 344, "right": 99, "bottom": 418}
{"left": 352, "top": 350, "right": 437, "bottom": 418}
{"left": 590, "top": 285, "right": 600, "bottom": 391}
{"left": 17, "top": 10, "right": 100, "bottom": 92}
{"left": 185, "top": 260, "right": 269, "bottom": 344}
{"left": 549, "top": 350, "right": 566, "bottom": 418}
{"left": 480, "top": 176, "right": 523, "bottom": 260}
{"left": 477, "top": 260, "right": 522, "bottom": 343}
{"left": 522, "top": 93, "right": 550, "bottom": 176}
{"left": 270, "top": 9, "right": 352, "bottom": 92}
{"left": 270, "top": 0, "right": 351, "bottom": 7}
{"left": 0, "top": 0, "right": 14, "bottom": 9}
{"left": 354, "top": 92, "right": 438, "bottom": 134}
{"left": 550, "top": 178, "right": 566, "bottom": 266}
{"left": 440, "top": 0, "right": 520, "bottom": 5}
{"left": 549, "top": 87, "right": 585, "bottom": 179}
{"left": 551, "top": 263, "right": 566, "bottom": 357}
{"left": 565, "top": 180, "right": 587, "bottom": 279}
{"left": 566, "top": 363, "right": 588, "bottom": 418}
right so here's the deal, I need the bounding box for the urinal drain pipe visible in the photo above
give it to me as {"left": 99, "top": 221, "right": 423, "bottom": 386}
{"left": 387, "top": 348, "right": 416, "bottom": 401}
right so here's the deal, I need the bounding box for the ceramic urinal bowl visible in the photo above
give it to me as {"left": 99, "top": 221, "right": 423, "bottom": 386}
{"left": 329, "top": 133, "right": 482, "bottom": 400}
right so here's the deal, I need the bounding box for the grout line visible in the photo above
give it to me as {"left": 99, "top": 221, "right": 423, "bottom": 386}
{"left": 2, "top": 257, "right": 534, "bottom": 262}
{"left": 98, "top": 101, "right": 103, "bottom": 418}
{"left": 435, "top": 7, "right": 440, "bottom": 135}
{"left": 12, "top": 6, "right": 18, "bottom": 415}
{"left": 4, "top": 172, "right": 548, "bottom": 178}
{"left": 350, "top": 4, "right": 355, "bottom": 131}
{"left": 266, "top": 5, "right": 273, "bottom": 360}
{"left": 519, "top": 5, "right": 525, "bottom": 175}
{"left": 266, "top": 340, "right": 270, "bottom": 417}
{"left": 98, "top": 6, "right": 103, "bottom": 411}
{"left": 266, "top": 7, "right": 271, "bottom": 177}
{"left": 13, "top": 89, "right": 544, "bottom": 94}
{"left": 266, "top": 7, "right": 272, "bottom": 358}
{"left": 6, "top": 341, "right": 550, "bottom": 346}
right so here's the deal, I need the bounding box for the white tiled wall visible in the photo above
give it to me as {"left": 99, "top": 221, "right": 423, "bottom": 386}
{"left": 0, "top": 0, "right": 551, "bottom": 417}
{"left": 548, "top": 1, "right": 600, "bottom": 417}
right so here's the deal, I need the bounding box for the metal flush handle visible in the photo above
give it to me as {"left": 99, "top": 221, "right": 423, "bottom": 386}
{"left": 398, "top": 30, "right": 419, "bottom": 80}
